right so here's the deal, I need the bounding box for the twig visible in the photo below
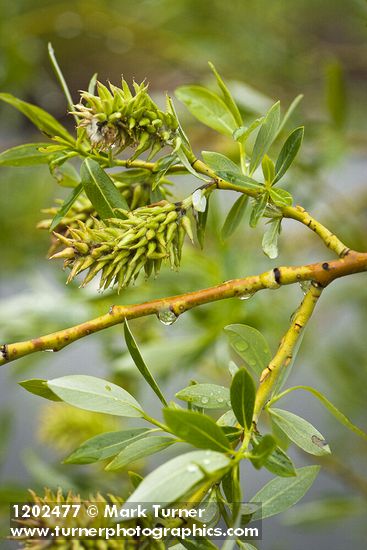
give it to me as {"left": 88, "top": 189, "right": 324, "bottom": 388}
{"left": 1, "top": 251, "right": 366, "bottom": 366}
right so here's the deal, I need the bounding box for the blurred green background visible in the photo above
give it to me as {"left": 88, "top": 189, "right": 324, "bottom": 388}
{"left": 0, "top": 1, "right": 367, "bottom": 548}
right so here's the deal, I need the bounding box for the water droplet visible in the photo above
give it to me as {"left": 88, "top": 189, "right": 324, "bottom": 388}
{"left": 235, "top": 341, "right": 249, "bottom": 352}
{"left": 299, "top": 281, "right": 311, "bottom": 295}
{"left": 187, "top": 464, "right": 199, "bottom": 473}
{"left": 201, "top": 397, "right": 209, "bottom": 404}
{"left": 205, "top": 450, "right": 212, "bottom": 456}
{"left": 157, "top": 308, "right": 178, "bottom": 326}
{"left": 217, "top": 397, "right": 224, "bottom": 403}
{"left": 238, "top": 291, "right": 255, "bottom": 301}
{"left": 105, "top": 385, "right": 112, "bottom": 392}
{"left": 203, "top": 459, "right": 210, "bottom": 466}
{"left": 44, "top": 349, "right": 55, "bottom": 353}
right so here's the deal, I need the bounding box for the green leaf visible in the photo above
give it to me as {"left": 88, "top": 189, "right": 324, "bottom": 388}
{"left": 221, "top": 195, "right": 248, "bottom": 240}
{"left": 164, "top": 409, "right": 231, "bottom": 452}
{"left": 64, "top": 428, "right": 152, "bottom": 464}
{"left": 269, "top": 188, "right": 293, "bottom": 207}
{"left": 126, "top": 450, "right": 231, "bottom": 507}
{"left": 208, "top": 62, "right": 242, "bottom": 126}
{"left": 48, "top": 375, "right": 144, "bottom": 417}
{"left": 201, "top": 151, "right": 240, "bottom": 173}
{"left": 0, "top": 93, "right": 74, "bottom": 142}
{"left": 124, "top": 320, "right": 167, "bottom": 406}
{"left": 176, "top": 384, "right": 230, "bottom": 410}
{"left": 273, "top": 127, "right": 304, "bottom": 184}
{"left": 50, "top": 159, "right": 80, "bottom": 188}
{"left": 196, "top": 194, "right": 210, "bottom": 249}
{"left": 230, "top": 368, "right": 256, "bottom": 429}
{"left": 252, "top": 434, "right": 296, "bottom": 477}
{"left": 224, "top": 324, "right": 272, "bottom": 377}
{"left": 49, "top": 183, "right": 83, "bottom": 231}
{"left": 261, "top": 154, "right": 275, "bottom": 185}
{"left": 250, "top": 101, "right": 280, "bottom": 174}
{"left": 250, "top": 434, "right": 277, "bottom": 469}
{"left": 249, "top": 192, "right": 268, "bottom": 228}
{"left": 233, "top": 117, "right": 264, "bottom": 143}
{"left": 106, "top": 436, "right": 176, "bottom": 470}
{"left": 250, "top": 465, "right": 320, "bottom": 519}
{"left": 80, "top": 158, "right": 129, "bottom": 220}
{"left": 271, "top": 386, "right": 367, "bottom": 442}
{"left": 175, "top": 85, "right": 238, "bottom": 136}
{"left": 277, "top": 94, "right": 303, "bottom": 136}
{"left": 0, "top": 143, "right": 51, "bottom": 166}
{"left": 268, "top": 408, "right": 331, "bottom": 456}
{"left": 326, "top": 61, "right": 346, "bottom": 129}
{"left": 179, "top": 538, "right": 218, "bottom": 550}
{"left": 283, "top": 496, "right": 365, "bottom": 527}
{"left": 216, "top": 171, "right": 263, "bottom": 192}
{"left": 19, "top": 379, "right": 61, "bottom": 402}
{"left": 262, "top": 218, "right": 282, "bottom": 259}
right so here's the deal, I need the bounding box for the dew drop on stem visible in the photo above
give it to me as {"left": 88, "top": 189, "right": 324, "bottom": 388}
{"left": 157, "top": 308, "right": 178, "bottom": 326}
{"left": 238, "top": 291, "right": 255, "bottom": 301}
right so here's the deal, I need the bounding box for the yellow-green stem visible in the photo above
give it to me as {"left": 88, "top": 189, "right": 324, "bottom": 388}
{"left": 253, "top": 284, "right": 323, "bottom": 422}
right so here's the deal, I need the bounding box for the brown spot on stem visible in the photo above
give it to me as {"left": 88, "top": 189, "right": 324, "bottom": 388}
{"left": 273, "top": 267, "right": 281, "bottom": 284}
{"left": 322, "top": 262, "right": 330, "bottom": 271}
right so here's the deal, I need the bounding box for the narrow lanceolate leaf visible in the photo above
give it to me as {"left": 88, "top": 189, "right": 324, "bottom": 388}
{"left": 208, "top": 62, "right": 242, "bottom": 126}
{"left": 224, "top": 324, "right": 272, "bottom": 377}
{"left": 262, "top": 218, "right": 282, "bottom": 259}
{"left": 64, "top": 428, "right": 152, "bottom": 464}
{"left": 106, "top": 436, "right": 176, "bottom": 470}
{"left": 250, "top": 101, "right": 280, "bottom": 174}
{"left": 261, "top": 154, "right": 275, "bottom": 185}
{"left": 19, "top": 379, "right": 61, "bottom": 402}
{"left": 0, "top": 143, "right": 51, "bottom": 166}
{"left": 273, "top": 386, "right": 367, "bottom": 442}
{"left": 80, "top": 158, "right": 128, "bottom": 220}
{"left": 176, "top": 384, "right": 230, "bottom": 409}
{"left": 252, "top": 434, "right": 296, "bottom": 477}
{"left": 175, "top": 85, "right": 238, "bottom": 136}
{"left": 277, "top": 94, "right": 303, "bottom": 136}
{"left": 126, "top": 450, "right": 231, "bottom": 507}
{"left": 273, "top": 127, "right": 304, "bottom": 184}
{"left": 50, "top": 183, "right": 83, "bottom": 231}
{"left": 201, "top": 151, "right": 240, "bottom": 173}
{"left": 250, "top": 465, "right": 320, "bottom": 519}
{"left": 269, "top": 187, "right": 293, "bottom": 207}
{"left": 230, "top": 368, "right": 256, "bottom": 429}
{"left": 217, "top": 171, "right": 263, "bottom": 193}
{"left": 48, "top": 375, "right": 144, "bottom": 417}
{"left": 268, "top": 408, "right": 331, "bottom": 456}
{"left": 0, "top": 93, "right": 74, "bottom": 142}
{"left": 196, "top": 194, "right": 210, "bottom": 249}
{"left": 124, "top": 320, "right": 167, "bottom": 406}
{"left": 250, "top": 434, "right": 277, "bottom": 469}
{"left": 221, "top": 195, "right": 248, "bottom": 240}
{"left": 249, "top": 192, "right": 268, "bottom": 228}
{"left": 164, "top": 409, "right": 231, "bottom": 452}
{"left": 326, "top": 62, "right": 346, "bottom": 129}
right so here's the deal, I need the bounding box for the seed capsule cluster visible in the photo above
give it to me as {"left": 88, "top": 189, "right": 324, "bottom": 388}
{"left": 71, "top": 79, "right": 178, "bottom": 158}
{"left": 51, "top": 202, "right": 194, "bottom": 292}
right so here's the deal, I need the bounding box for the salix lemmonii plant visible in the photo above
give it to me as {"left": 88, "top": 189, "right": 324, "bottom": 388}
{"left": 1, "top": 46, "right": 367, "bottom": 549}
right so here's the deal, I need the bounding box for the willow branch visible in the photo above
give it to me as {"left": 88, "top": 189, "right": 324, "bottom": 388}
{"left": 1, "top": 251, "right": 366, "bottom": 366}
{"left": 192, "top": 158, "right": 349, "bottom": 257}
{"left": 253, "top": 284, "right": 323, "bottom": 422}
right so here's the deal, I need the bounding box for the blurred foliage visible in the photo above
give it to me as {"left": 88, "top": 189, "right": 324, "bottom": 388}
{"left": 0, "top": 1, "right": 367, "bottom": 547}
